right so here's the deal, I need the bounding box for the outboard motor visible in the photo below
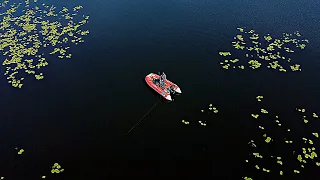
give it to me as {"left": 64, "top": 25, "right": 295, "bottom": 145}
{"left": 168, "top": 86, "right": 175, "bottom": 94}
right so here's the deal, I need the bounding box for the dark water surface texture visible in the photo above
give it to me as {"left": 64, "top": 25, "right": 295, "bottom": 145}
{"left": 1, "top": 0, "right": 320, "bottom": 179}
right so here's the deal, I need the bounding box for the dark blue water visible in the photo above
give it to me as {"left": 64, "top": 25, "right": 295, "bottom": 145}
{"left": 1, "top": 0, "right": 320, "bottom": 179}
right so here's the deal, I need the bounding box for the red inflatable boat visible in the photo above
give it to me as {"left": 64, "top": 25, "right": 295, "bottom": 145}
{"left": 145, "top": 73, "right": 182, "bottom": 101}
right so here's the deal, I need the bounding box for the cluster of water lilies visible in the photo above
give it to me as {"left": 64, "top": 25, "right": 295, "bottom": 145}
{"left": 199, "top": 104, "right": 218, "bottom": 126}
{"left": 2, "top": 146, "right": 65, "bottom": 179}
{"left": 181, "top": 120, "right": 189, "bottom": 125}
{"left": 243, "top": 177, "right": 253, "bottom": 180}
{"left": 253, "top": 165, "right": 271, "bottom": 173}
{"left": 182, "top": 103, "right": 218, "bottom": 127}
{"left": 264, "top": 135, "right": 272, "bottom": 143}
{"left": 251, "top": 114, "right": 259, "bottom": 119}
{"left": 0, "top": 0, "right": 89, "bottom": 88}
{"left": 275, "top": 116, "right": 283, "bottom": 127}
{"left": 260, "top": 109, "right": 268, "bottom": 114}
{"left": 198, "top": 120, "right": 206, "bottom": 126}
{"left": 219, "top": 52, "right": 231, "bottom": 56}
{"left": 242, "top": 96, "right": 320, "bottom": 179}
{"left": 51, "top": 162, "right": 64, "bottom": 173}
{"left": 207, "top": 104, "right": 218, "bottom": 113}
{"left": 17, "top": 148, "right": 24, "bottom": 154}
{"left": 219, "top": 27, "right": 308, "bottom": 72}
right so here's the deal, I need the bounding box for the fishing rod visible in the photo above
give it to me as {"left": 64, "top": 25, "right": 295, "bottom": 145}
{"left": 125, "top": 96, "right": 161, "bottom": 136}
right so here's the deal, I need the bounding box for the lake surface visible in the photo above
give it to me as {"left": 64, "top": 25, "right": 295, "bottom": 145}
{"left": 1, "top": 0, "right": 320, "bottom": 179}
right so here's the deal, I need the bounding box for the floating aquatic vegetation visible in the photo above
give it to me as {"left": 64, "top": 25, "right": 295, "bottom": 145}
{"left": 290, "top": 64, "right": 301, "bottom": 71}
{"left": 198, "top": 120, "right": 206, "bottom": 126}
{"left": 313, "top": 133, "right": 319, "bottom": 138}
{"left": 201, "top": 104, "right": 219, "bottom": 113}
{"left": 208, "top": 104, "right": 219, "bottom": 113}
{"left": 265, "top": 136, "right": 272, "bottom": 143}
{"left": 17, "top": 149, "right": 24, "bottom": 154}
{"left": 285, "top": 140, "right": 293, "bottom": 144}
{"left": 181, "top": 120, "right": 189, "bottom": 125}
{"left": 229, "top": 59, "right": 239, "bottom": 63}
{"left": 296, "top": 108, "right": 306, "bottom": 113}
{"left": 313, "top": 113, "right": 319, "bottom": 118}
{"left": 51, "top": 162, "right": 64, "bottom": 173}
{"left": 243, "top": 95, "right": 320, "bottom": 179}
{"left": 248, "top": 60, "right": 261, "bottom": 69}
{"left": 256, "top": 96, "right": 263, "bottom": 102}
{"left": 221, "top": 58, "right": 241, "bottom": 69}
{"left": 218, "top": 27, "right": 308, "bottom": 72}
{"left": 251, "top": 114, "right": 259, "bottom": 119}
{"left": 277, "top": 160, "right": 283, "bottom": 165}
{"left": 202, "top": 103, "right": 219, "bottom": 113}
{"left": 253, "top": 152, "right": 263, "bottom": 158}
{"left": 260, "top": 109, "right": 268, "bottom": 114}
{"left": 183, "top": 103, "right": 219, "bottom": 127}
{"left": 262, "top": 168, "right": 270, "bottom": 172}
{"left": 0, "top": 0, "right": 89, "bottom": 88}
{"left": 243, "top": 177, "right": 253, "bottom": 180}
{"left": 296, "top": 109, "right": 320, "bottom": 126}
{"left": 219, "top": 52, "right": 231, "bottom": 56}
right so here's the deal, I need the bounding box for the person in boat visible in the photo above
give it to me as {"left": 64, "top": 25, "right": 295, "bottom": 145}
{"left": 159, "top": 72, "right": 166, "bottom": 88}
{"left": 160, "top": 72, "right": 166, "bottom": 82}
{"left": 154, "top": 77, "right": 165, "bottom": 89}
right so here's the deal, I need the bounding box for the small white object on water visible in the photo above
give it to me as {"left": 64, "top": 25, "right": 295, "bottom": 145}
{"left": 248, "top": 140, "right": 257, "bottom": 148}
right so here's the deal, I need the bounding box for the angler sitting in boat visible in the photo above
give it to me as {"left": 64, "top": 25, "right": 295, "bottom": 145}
{"left": 153, "top": 72, "right": 167, "bottom": 89}
{"left": 160, "top": 72, "right": 166, "bottom": 82}
{"left": 159, "top": 72, "right": 166, "bottom": 88}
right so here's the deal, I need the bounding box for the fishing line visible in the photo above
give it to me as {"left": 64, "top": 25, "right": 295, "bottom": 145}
{"left": 125, "top": 96, "right": 161, "bottom": 136}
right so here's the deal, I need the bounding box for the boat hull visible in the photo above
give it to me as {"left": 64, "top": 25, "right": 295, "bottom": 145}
{"left": 145, "top": 73, "right": 181, "bottom": 101}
